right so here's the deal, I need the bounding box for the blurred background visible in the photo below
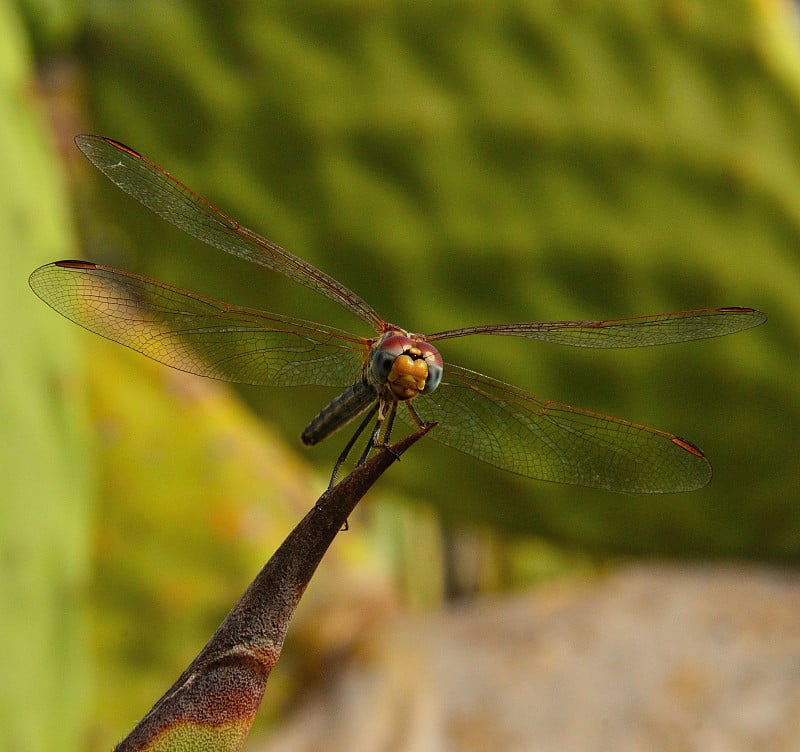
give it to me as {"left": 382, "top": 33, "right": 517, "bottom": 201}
{"left": 3, "top": 0, "right": 799, "bottom": 750}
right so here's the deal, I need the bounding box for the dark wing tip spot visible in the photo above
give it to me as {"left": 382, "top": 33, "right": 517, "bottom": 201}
{"left": 671, "top": 435, "right": 705, "bottom": 458}
{"left": 54, "top": 260, "right": 97, "bottom": 269}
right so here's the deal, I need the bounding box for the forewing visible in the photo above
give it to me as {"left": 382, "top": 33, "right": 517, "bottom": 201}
{"left": 74, "top": 134, "right": 384, "bottom": 329}
{"left": 426, "top": 307, "right": 767, "bottom": 347}
{"left": 29, "top": 261, "right": 366, "bottom": 388}
{"left": 401, "top": 364, "right": 711, "bottom": 493}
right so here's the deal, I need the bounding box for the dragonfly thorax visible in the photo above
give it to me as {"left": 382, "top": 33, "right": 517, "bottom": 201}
{"left": 369, "top": 331, "right": 443, "bottom": 402}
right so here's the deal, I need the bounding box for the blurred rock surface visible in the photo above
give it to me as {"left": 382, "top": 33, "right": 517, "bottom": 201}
{"left": 254, "top": 564, "right": 800, "bottom": 752}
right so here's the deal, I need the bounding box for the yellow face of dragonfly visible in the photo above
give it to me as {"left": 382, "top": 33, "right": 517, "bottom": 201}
{"left": 369, "top": 331, "right": 444, "bottom": 402}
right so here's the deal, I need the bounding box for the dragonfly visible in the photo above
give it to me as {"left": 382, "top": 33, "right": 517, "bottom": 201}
{"left": 30, "top": 135, "right": 766, "bottom": 493}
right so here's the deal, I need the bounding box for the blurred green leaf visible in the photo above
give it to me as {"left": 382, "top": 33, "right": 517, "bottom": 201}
{"left": 1, "top": 3, "right": 92, "bottom": 751}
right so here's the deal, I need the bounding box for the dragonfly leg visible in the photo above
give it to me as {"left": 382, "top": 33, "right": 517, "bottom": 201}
{"left": 358, "top": 401, "right": 400, "bottom": 464}
{"left": 328, "top": 400, "right": 403, "bottom": 531}
{"left": 405, "top": 400, "right": 431, "bottom": 428}
{"left": 329, "top": 403, "right": 380, "bottom": 489}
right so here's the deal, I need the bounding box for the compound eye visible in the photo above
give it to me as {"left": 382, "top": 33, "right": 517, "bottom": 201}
{"left": 370, "top": 347, "right": 397, "bottom": 383}
{"left": 421, "top": 359, "right": 443, "bottom": 394}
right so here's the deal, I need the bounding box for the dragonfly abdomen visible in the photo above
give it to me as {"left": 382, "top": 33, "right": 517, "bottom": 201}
{"left": 302, "top": 378, "right": 378, "bottom": 446}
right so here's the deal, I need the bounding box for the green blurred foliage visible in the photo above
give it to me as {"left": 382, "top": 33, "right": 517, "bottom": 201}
{"left": 15, "top": 0, "right": 84, "bottom": 52}
{"left": 1, "top": 2, "right": 91, "bottom": 751}
{"left": 69, "top": 0, "right": 798, "bottom": 558}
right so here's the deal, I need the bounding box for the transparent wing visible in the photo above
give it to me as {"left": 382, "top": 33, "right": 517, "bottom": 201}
{"left": 74, "top": 134, "right": 385, "bottom": 330}
{"left": 29, "top": 261, "right": 367, "bottom": 388}
{"left": 401, "top": 364, "right": 712, "bottom": 493}
{"left": 426, "top": 307, "right": 767, "bottom": 347}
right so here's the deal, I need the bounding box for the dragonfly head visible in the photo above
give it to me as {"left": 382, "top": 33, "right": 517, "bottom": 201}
{"left": 370, "top": 332, "right": 443, "bottom": 401}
